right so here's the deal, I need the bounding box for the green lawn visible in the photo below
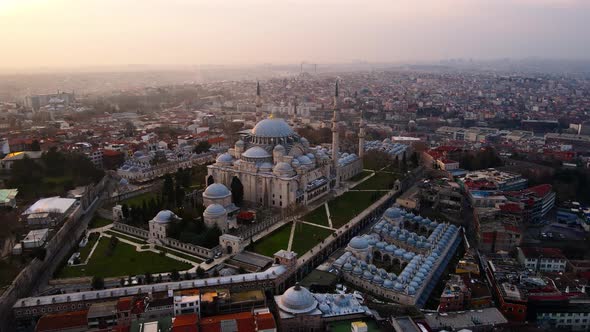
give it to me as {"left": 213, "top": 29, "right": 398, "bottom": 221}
{"left": 329, "top": 191, "right": 385, "bottom": 228}
{"left": 57, "top": 237, "right": 191, "bottom": 278}
{"left": 353, "top": 172, "right": 398, "bottom": 191}
{"left": 302, "top": 206, "right": 330, "bottom": 227}
{"left": 291, "top": 222, "right": 333, "bottom": 255}
{"left": 89, "top": 216, "right": 113, "bottom": 229}
{"left": 122, "top": 192, "right": 158, "bottom": 207}
{"left": 348, "top": 170, "right": 373, "bottom": 182}
{"left": 78, "top": 234, "right": 99, "bottom": 261}
{"left": 249, "top": 223, "right": 292, "bottom": 257}
{"left": 105, "top": 231, "right": 147, "bottom": 244}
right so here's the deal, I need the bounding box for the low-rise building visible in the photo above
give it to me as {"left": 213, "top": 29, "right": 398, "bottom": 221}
{"left": 517, "top": 247, "right": 567, "bottom": 273}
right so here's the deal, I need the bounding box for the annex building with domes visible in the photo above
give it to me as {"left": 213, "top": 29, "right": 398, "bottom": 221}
{"left": 206, "top": 82, "right": 364, "bottom": 209}
{"left": 273, "top": 283, "right": 371, "bottom": 331}
{"left": 332, "top": 206, "right": 462, "bottom": 307}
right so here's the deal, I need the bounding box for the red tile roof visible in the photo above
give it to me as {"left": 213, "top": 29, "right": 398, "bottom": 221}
{"left": 200, "top": 311, "right": 256, "bottom": 332}
{"left": 173, "top": 313, "right": 199, "bottom": 332}
{"left": 35, "top": 310, "right": 88, "bottom": 332}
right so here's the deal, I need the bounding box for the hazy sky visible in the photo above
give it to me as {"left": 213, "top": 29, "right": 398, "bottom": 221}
{"left": 1, "top": 0, "right": 589, "bottom": 69}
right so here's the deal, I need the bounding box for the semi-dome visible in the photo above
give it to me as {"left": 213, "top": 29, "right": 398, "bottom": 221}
{"left": 273, "top": 162, "right": 295, "bottom": 176}
{"left": 242, "top": 146, "right": 271, "bottom": 159}
{"left": 259, "top": 162, "right": 273, "bottom": 171}
{"left": 349, "top": 236, "right": 369, "bottom": 250}
{"left": 152, "top": 210, "right": 178, "bottom": 224}
{"left": 277, "top": 283, "right": 318, "bottom": 314}
{"left": 204, "top": 204, "right": 226, "bottom": 216}
{"left": 216, "top": 153, "right": 234, "bottom": 164}
{"left": 297, "top": 155, "right": 313, "bottom": 165}
{"left": 252, "top": 118, "right": 295, "bottom": 138}
{"left": 203, "top": 183, "right": 231, "bottom": 198}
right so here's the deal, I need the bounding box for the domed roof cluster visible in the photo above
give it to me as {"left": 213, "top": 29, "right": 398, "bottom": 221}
{"left": 203, "top": 183, "right": 231, "bottom": 199}
{"left": 152, "top": 210, "right": 179, "bottom": 224}
{"left": 338, "top": 152, "right": 358, "bottom": 166}
{"left": 252, "top": 118, "right": 295, "bottom": 138}
{"left": 364, "top": 140, "right": 408, "bottom": 157}
{"left": 277, "top": 283, "right": 318, "bottom": 314}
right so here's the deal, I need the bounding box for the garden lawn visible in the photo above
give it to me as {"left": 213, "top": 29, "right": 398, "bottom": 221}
{"left": 302, "top": 206, "right": 330, "bottom": 227}
{"left": 57, "top": 237, "right": 191, "bottom": 278}
{"left": 78, "top": 234, "right": 99, "bottom": 261}
{"left": 328, "top": 191, "right": 385, "bottom": 228}
{"left": 155, "top": 246, "right": 203, "bottom": 264}
{"left": 122, "top": 192, "right": 158, "bottom": 207}
{"left": 89, "top": 216, "right": 113, "bottom": 229}
{"left": 249, "top": 223, "right": 292, "bottom": 257}
{"left": 291, "top": 222, "right": 333, "bottom": 255}
{"left": 353, "top": 171, "right": 398, "bottom": 191}
{"left": 348, "top": 170, "right": 373, "bottom": 182}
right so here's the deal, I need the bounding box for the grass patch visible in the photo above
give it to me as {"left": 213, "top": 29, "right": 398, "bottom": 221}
{"left": 57, "top": 237, "right": 191, "bottom": 278}
{"left": 249, "top": 223, "right": 292, "bottom": 257}
{"left": 105, "top": 231, "right": 147, "bottom": 244}
{"left": 78, "top": 233, "right": 99, "bottom": 261}
{"left": 291, "top": 222, "right": 333, "bottom": 255}
{"left": 353, "top": 172, "right": 398, "bottom": 191}
{"left": 89, "top": 216, "right": 113, "bottom": 229}
{"left": 302, "top": 206, "right": 330, "bottom": 227}
{"left": 329, "top": 191, "right": 385, "bottom": 228}
{"left": 348, "top": 170, "right": 373, "bottom": 182}
{"left": 155, "top": 246, "right": 203, "bottom": 264}
{"left": 121, "top": 192, "right": 158, "bottom": 207}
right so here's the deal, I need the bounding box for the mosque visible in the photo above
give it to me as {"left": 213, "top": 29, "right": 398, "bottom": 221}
{"left": 331, "top": 206, "right": 462, "bottom": 307}
{"left": 206, "top": 82, "right": 365, "bottom": 209}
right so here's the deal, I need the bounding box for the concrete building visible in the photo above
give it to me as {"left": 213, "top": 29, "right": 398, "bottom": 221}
{"left": 517, "top": 247, "right": 567, "bottom": 273}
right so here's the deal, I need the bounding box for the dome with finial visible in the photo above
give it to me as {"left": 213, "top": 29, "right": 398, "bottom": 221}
{"left": 277, "top": 283, "right": 318, "bottom": 314}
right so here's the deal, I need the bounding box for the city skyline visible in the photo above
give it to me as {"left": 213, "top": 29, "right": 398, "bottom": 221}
{"left": 1, "top": 0, "right": 590, "bottom": 70}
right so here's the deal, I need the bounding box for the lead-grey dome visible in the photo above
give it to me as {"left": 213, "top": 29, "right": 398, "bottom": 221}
{"left": 204, "top": 204, "right": 226, "bottom": 216}
{"left": 252, "top": 118, "right": 295, "bottom": 138}
{"left": 203, "top": 183, "right": 231, "bottom": 198}
{"left": 242, "top": 146, "right": 271, "bottom": 159}
{"left": 348, "top": 236, "right": 369, "bottom": 250}
{"left": 216, "top": 153, "right": 234, "bottom": 164}
{"left": 277, "top": 283, "right": 318, "bottom": 314}
{"left": 152, "top": 210, "right": 178, "bottom": 224}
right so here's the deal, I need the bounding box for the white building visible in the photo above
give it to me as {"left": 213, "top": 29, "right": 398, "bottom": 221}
{"left": 148, "top": 210, "right": 180, "bottom": 242}
{"left": 517, "top": 247, "right": 567, "bottom": 273}
{"left": 173, "top": 290, "right": 200, "bottom": 317}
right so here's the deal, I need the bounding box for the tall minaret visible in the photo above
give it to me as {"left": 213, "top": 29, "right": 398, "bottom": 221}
{"left": 358, "top": 109, "right": 365, "bottom": 159}
{"left": 255, "top": 81, "right": 262, "bottom": 122}
{"left": 332, "top": 81, "right": 341, "bottom": 188}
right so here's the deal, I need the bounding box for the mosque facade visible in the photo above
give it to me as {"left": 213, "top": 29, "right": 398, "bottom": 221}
{"left": 206, "top": 82, "right": 364, "bottom": 209}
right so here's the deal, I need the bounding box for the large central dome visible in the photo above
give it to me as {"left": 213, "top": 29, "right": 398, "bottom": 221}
{"left": 252, "top": 118, "right": 295, "bottom": 138}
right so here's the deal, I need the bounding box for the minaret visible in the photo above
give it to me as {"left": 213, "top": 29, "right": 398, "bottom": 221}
{"left": 358, "top": 110, "right": 366, "bottom": 159}
{"left": 255, "top": 81, "right": 262, "bottom": 122}
{"left": 332, "top": 81, "right": 341, "bottom": 188}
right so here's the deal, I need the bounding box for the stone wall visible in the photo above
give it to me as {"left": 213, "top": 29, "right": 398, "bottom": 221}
{"left": 112, "top": 222, "right": 149, "bottom": 239}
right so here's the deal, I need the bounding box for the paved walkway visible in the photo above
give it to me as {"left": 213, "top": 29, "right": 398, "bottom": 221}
{"left": 298, "top": 220, "right": 335, "bottom": 231}
{"left": 324, "top": 203, "right": 333, "bottom": 228}
{"left": 286, "top": 222, "right": 297, "bottom": 251}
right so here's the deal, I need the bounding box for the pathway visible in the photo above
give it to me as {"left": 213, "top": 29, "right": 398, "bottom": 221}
{"left": 298, "top": 220, "right": 335, "bottom": 231}
{"left": 286, "top": 222, "right": 297, "bottom": 251}
{"left": 82, "top": 235, "right": 102, "bottom": 265}
{"left": 324, "top": 203, "right": 333, "bottom": 228}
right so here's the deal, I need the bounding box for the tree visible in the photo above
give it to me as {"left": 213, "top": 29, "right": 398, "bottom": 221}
{"left": 230, "top": 177, "right": 244, "bottom": 206}
{"left": 92, "top": 276, "right": 105, "bottom": 290}
{"left": 411, "top": 152, "right": 419, "bottom": 167}
{"left": 121, "top": 204, "right": 130, "bottom": 220}
{"left": 119, "top": 278, "right": 125, "bottom": 287}
{"left": 196, "top": 266, "right": 206, "bottom": 278}
{"left": 31, "top": 140, "right": 41, "bottom": 151}
{"left": 184, "top": 271, "right": 191, "bottom": 280}
{"left": 145, "top": 272, "right": 153, "bottom": 284}
{"left": 194, "top": 141, "right": 211, "bottom": 154}
{"left": 170, "top": 269, "right": 180, "bottom": 281}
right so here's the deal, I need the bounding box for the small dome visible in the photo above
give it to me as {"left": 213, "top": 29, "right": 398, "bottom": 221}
{"left": 259, "top": 162, "right": 273, "bottom": 171}
{"left": 235, "top": 139, "right": 245, "bottom": 147}
{"left": 362, "top": 271, "right": 374, "bottom": 280}
{"left": 319, "top": 303, "right": 331, "bottom": 313}
{"left": 384, "top": 207, "right": 402, "bottom": 219}
{"left": 273, "top": 144, "right": 286, "bottom": 153}
{"left": 216, "top": 153, "right": 234, "bottom": 164}
{"left": 242, "top": 146, "right": 271, "bottom": 159}
{"left": 349, "top": 236, "right": 369, "bottom": 250}
{"left": 273, "top": 162, "right": 295, "bottom": 176}
{"left": 385, "top": 245, "right": 396, "bottom": 253}
{"left": 152, "top": 210, "right": 178, "bottom": 224}
{"left": 204, "top": 204, "right": 226, "bottom": 216}
{"left": 203, "top": 183, "right": 231, "bottom": 198}
{"left": 297, "top": 155, "right": 313, "bottom": 165}
{"left": 218, "top": 267, "right": 237, "bottom": 276}
{"left": 343, "top": 263, "right": 353, "bottom": 271}
{"left": 277, "top": 283, "right": 318, "bottom": 314}
{"left": 383, "top": 280, "right": 393, "bottom": 288}
{"left": 352, "top": 266, "right": 362, "bottom": 275}
{"left": 252, "top": 118, "right": 295, "bottom": 138}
